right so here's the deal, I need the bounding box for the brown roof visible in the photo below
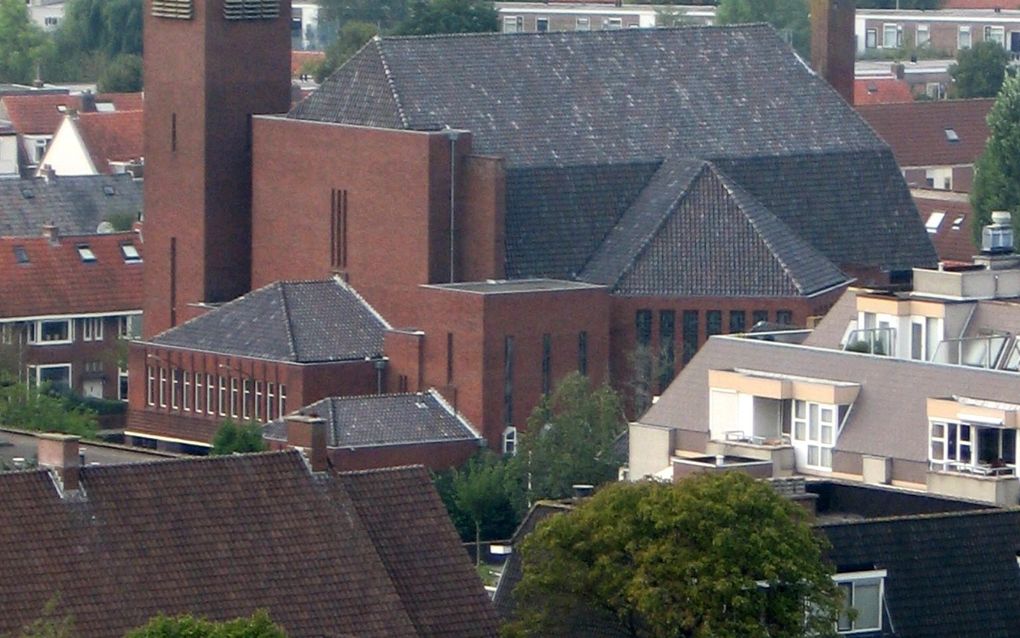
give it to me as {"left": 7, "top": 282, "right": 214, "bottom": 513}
{"left": 0, "top": 452, "right": 499, "bottom": 637}
{"left": 0, "top": 93, "right": 144, "bottom": 137}
{"left": 0, "top": 231, "right": 143, "bottom": 318}
{"left": 853, "top": 78, "right": 914, "bottom": 106}
{"left": 912, "top": 189, "right": 977, "bottom": 262}
{"left": 857, "top": 99, "right": 993, "bottom": 167}
{"left": 641, "top": 335, "right": 1020, "bottom": 465}
{"left": 75, "top": 110, "right": 143, "bottom": 173}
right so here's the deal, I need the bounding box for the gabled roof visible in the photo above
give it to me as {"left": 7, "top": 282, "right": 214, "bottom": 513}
{"left": 853, "top": 77, "right": 913, "bottom": 106}
{"left": 582, "top": 161, "right": 850, "bottom": 297}
{"left": 0, "top": 452, "right": 500, "bottom": 637}
{"left": 857, "top": 99, "right": 993, "bottom": 167}
{"left": 0, "top": 231, "right": 142, "bottom": 318}
{"left": 149, "top": 279, "right": 389, "bottom": 363}
{"left": 0, "top": 174, "right": 143, "bottom": 236}
{"left": 293, "top": 27, "right": 936, "bottom": 279}
{"left": 0, "top": 92, "right": 144, "bottom": 137}
{"left": 912, "top": 189, "right": 976, "bottom": 262}
{"left": 264, "top": 390, "right": 481, "bottom": 448}
{"left": 75, "top": 110, "right": 143, "bottom": 173}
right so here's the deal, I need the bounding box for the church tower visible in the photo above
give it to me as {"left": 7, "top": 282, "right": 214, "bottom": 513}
{"left": 142, "top": 0, "right": 292, "bottom": 337}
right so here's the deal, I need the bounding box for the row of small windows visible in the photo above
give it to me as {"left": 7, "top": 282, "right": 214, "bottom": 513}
{"left": 146, "top": 366, "right": 287, "bottom": 423}
{"left": 501, "top": 331, "right": 590, "bottom": 428}
{"left": 5, "top": 315, "right": 139, "bottom": 345}
{"left": 11, "top": 243, "right": 139, "bottom": 264}
{"left": 864, "top": 22, "right": 1008, "bottom": 50}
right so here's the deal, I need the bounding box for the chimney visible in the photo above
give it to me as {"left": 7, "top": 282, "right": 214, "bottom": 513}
{"left": 810, "top": 0, "right": 856, "bottom": 104}
{"left": 41, "top": 222, "right": 59, "bottom": 245}
{"left": 286, "top": 413, "right": 328, "bottom": 472}
{"left": 39, "top": 164, "right": 56, "bottom": 182}
{"left": 974, "top": 211, "right": 1020, "bottom": 271}
{"left": 79, "top": 90, "right": 96, "bottom": 113}
{"left": 37, "top": 433, "right": 80, "bottom": 493}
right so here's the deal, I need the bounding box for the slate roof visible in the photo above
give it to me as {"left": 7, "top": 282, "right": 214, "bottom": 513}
{"left": 0, "top": 174, "right": 143, "bottom": 236}
{"left": 148, "top": 279, "right": 388, "bottom": 363}
{"left": 0, "top": 231, "right": 142, "bottom": 318}
{"left": 582, "top": 161, "right": 850, "bottom": 296}
{"left": 0, "top": 451, "right": 500, "bottom": 637}
{"left": 75, "top": 110, "right": 144, "bottom": 173}
{"left": 263, "top": 390, "right": 481, "bottom": 448}
{"left": 292, "top": 26, "right": 936, "bottom": 282}
{"left": 857, "top": 99, "right": 993, "bottom": 168}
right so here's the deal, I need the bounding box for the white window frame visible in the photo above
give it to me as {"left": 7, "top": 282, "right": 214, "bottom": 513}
{"left": 503, "top": 426, "right": 517, "bottom": 455}
{"left": 866, "top": 28, "right": 877, "bottom": 49}
{"left": 171, "top": 368, "right": 180, "bottom": 409}
{"left": 576, "top": 16, "right": 589, "bottom": 31}
{"left": 242, "top": 378, "right": 250, "bottom": 420}
{"left": 267, "top": 382, "right": 276, "bottom": 421}
{"left": 218, "top": 375, "right": 227, "bottom": 417}
{"left": 834, "top": 570, "right": 885, "bottom": 634}
{"left": 985, "top": 25, "right": 1006, "bottom": 48}
{"left": 882, "top": 23, "right": 900, "bottom": 48}
{"left": 35, "top": 363, "right": 71, "bottom": 391}
{"left": 536, "top": 16, "right": 549, "bottom": 32}
{"left": 183, "top": 371, "right": 191, "bottom": 412}
{"left": 82, "top": 317, "right": 103, "bottom": 341}
{"left": 502, "top": 15, "right": 521, "bottom": 33}
{"left": 28, "top": 319, "right": 72, "bottom": 345}
{"left": 916, "top": 23, "right": 930, "bottom": 47}
{"left": 959, "top": 25, "right": 972, "bottom": 50}
{"left": 606, "top": 17, "right": 623, "bottom": 30}
{"left": 121, "top": 243, "right": 141, "bottom": 263}
{"left": 792, "top": 399, "right": 836, "bottom": 470}
{"left": 119, "top": 366, "right": 129, "bottom": 402}
{"left": 929, "top": 420, "right": 973, "bottom": 471}
{"left": 0, "top": 324, "right": 12, "bottom": 345}
{"left": 146, "top": 365, "right": 155, "bottom": 406}
{"left": 279, "top": 384, "right": 287, "bottom": 418}
{"left": 254, "top": 381, "right": 263, "bottom": 421}
{"left": 159, "top": 367, "right": 167, "bottom": 407}
{"left": 195, "top": 372, "right": 204, "bottom": 413}
{"left": 230, "top": 377, "right": 239, "bottom": 418}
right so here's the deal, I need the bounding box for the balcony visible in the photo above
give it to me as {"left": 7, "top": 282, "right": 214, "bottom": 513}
{"left": 927, "top": 462, "right": 1020, "bottom": 506}
{"left": 705, "top": 435, "right": 796, "bottom": 477}
{"left": 671, "top": 453, "right": 774, "bottom": 481}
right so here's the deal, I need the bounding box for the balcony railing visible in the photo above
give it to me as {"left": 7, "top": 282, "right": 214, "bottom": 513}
{"left": 929, "top": 461, "right": 1016, "bottom": 477}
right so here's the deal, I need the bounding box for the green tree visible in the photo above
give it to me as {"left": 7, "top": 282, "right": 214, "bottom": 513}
{"left": 510, "top": 373, "right": 625, "bottom": 504}
{"left": 450, "top": 453, "right": 520, "bottom": 564}
{"left": 971, "top": 73, "right": 1020, "bottom": 243}
{"left": 45, "top": 0, "right": 142, "bottom": 82}
{"left": 396, "top": 0, "right": 498, "bottom": 36}
{"left": 716, "top": 0, "right": 809, "bottom": 58}
{"left": 2, "top": 596, "right": 75, "bottom": 638}
{"left": 0, "top": 380, "right": 98, "bottom": 438}
{"left": 506, "top": 474, "right": 842, "bottom": 638}
{"left": 307, "top": 20, "right": 378, "bottom": 83}
{"left": 97, "top": 53, "right": 142, "bottom": 92}
{"left": 126, "top": 610, "right": 287, "bottom": 638}
{"left": 0, "top": 0, "right": 51, "bottom": 84}
{"left": 315, "top": 0, "right": 409, "bottom": 34}
{"left": 211, "top": 420, "right": 267, "bottom": 455}
{"left": 949, "top": 40, "right": 1012, "bottom": 98}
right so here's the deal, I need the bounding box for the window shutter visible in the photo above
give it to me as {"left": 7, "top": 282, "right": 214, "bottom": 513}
{"left": 152, "top": 0, "right": 193, "bottom": 19}
{"left": 223, "top": 0, "right": 280, "bottom": 20}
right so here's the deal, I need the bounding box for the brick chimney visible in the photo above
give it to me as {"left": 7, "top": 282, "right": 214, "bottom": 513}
{"left": 37, "top": 433, "right": 80, "bottom": 493}
{"left": 810, "top": 0, "right": 856, "bottom": 104}
{"left": 286, "top": 414, "right": 329, "bottom": 472}
{"left": 41, "top": 221, "right": 59, "bottom": 245}
{"left": 79, "top": 90, "right": 96, "bottom": 113}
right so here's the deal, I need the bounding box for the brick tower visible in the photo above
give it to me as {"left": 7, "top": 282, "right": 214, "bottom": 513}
{"left": 142, "top": 0, "right": 292, "bottom": 337}
{"left": 810, "top": 0, "right": 856, "bottom": 105}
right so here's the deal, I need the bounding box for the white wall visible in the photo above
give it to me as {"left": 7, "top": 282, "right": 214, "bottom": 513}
{"left": 38, "top": 117, "right": 96, "bottom": 176}
{"left": 0, "top": 134, "right": 19, "bottom": 177}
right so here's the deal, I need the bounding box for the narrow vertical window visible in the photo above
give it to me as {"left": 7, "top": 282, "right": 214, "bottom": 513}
{"left": 446, "top": 332, "right": 454, "bottom": 385}
{"left": 218, "top": 376, "right": 227, "bottom": 416}
{"left": 330, "top": 188, "right": 348, "bottom": 269}
{"left": 659, "top": 310, "right": 675, "bottom": 392}
{"left": 504, "top": 336, "right": 514, "bottom": 426}
{"left": 682, "top": 310, "right": 698, "bottom": 364}
{"left": 159, "top": 367, "right": 167, "bottom": 407}
{"left": 146, "top": 365, "right": 155, "bottom": 406}
{"left": 183, "top": 371, "right": 191, "bottom": 411}
{"left": 206, "top": 373, "right": 214, "bottom": 415}
{"left": 267, "top": 382, "right": 275, "bottom": 420}
{"left": 279, "top": 384, "right": 287, "bottom": 417}
{"left": 242, "top": 379, "right": 250, "bottom": 420}
{"left": 578, "top": 331, "right": 588, "bottom": 376}
{"left": 171, "top": 113, "right": 177, "bottom": 152}
{"left": 254, "top": 381, "right": 263, "bottom": 421}
{"left": 195, "top": 373, "right": 203, "bottom": 413}
{"left": 171, "top": 369, "right": 180, "bottom": 409}
{"left": 729, "top": 311, "right": 746, "bottom": 334}
{"left": 541, "top": 333, "right": 552, "bottom": 395}
{"left": 229, "top": 377, "right": 238, "bottom": 417}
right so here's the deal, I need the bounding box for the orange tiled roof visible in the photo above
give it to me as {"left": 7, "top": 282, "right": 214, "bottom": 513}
{"left": 1, "top": 93, "right": 144, "bottom": 137}
{"left": 853, "top": 78, "right": 914, "bottom": 106}
{"left": 76, "top": 110, "right": 143, "bottom": 173}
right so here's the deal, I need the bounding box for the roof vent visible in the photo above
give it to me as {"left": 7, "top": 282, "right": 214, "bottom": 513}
{"left": 982, "top": 211, "right": 1014, "bottom": 255}
{"left": 152, "top": 0, "right": 193, "bottom": 19}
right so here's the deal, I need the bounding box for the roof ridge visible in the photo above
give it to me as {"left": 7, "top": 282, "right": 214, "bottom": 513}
{"left": 146, "top": 280, "right": 282, "bottom": 342}
{"left": 377, "top": 22, "right": 770, "bottom": 43}
{"left": 332, "top": 274, "right": 392, "bottom": 330}
{"left": 373, "top": 37, "right": 410, "bottom": 129}
{"left": 81, "top": 449, "right": 303, "bottom": 475}
{"left": 428, "top": 387, "right": 483, "bottom": 439}
{"left": 814, "top": 504, "right": 1020, "bottom": 528}
{"left": 277, "top": 281, "right": 300, "bottom": 361}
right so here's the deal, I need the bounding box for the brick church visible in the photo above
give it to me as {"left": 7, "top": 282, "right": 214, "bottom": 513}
{"left": 127, "top": 0, "right": 936, "bottom": 461}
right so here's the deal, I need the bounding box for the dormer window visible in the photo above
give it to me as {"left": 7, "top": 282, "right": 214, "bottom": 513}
{"left": 121, "top": 243, "right": 141, "bottom": 263}
{"left": 77, "top": 244, "right": 96, "bottom": 262}
{"left": 835, "top": 570, "right": 885, "bottom": 633}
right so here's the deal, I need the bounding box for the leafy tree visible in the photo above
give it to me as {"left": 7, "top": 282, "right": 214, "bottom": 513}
{"left": 0, "top": 0, "right": 51, "bottom": 84}
{"left": 510, "top": 373, "right": 625, "bottom": 504}
{"left": 0, "top": 380, "right": 98, "bottom": 438}
{"left": 307, "top": 20, "right": 377, "bottom": 83}
{"left": 97, "top": 53, "right": 142, "bottom": 92}
{"left": 716, "top": 0, "right": 809, "bottom": 58}
{"left": 315, "top": 0, "right": 409, "bottom": 34}
{"left": 506, "top": 473, "right": 842, "bottom": 638}
{"left": 45, "top": 0, "right": 142, "bottom": 82}
{"left": 434, "top": 452, "right": 522, "bottom": 544}
{"left": 125, "top": 610, "right": 287, "bottom": 638}
{"left": 971, "top": 73, "right": 1020, "bottom": 244}
{"left": 396, "top": 0, "right": 498, "bottom": 36}
{"left": 2, "top": 595, "right": 75, "bottom": 638}
{"left": 949, "top": 40, "right": 1012, "bottom": 98}
{"left": 211, "top": 420, "right": 267, "bottom": 455}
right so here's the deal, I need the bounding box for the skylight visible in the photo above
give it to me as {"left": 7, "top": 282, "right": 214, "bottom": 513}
{"left": 103, "top": 185, "right": 115, "bottom": 196}
{"left": 945, "top": 128, "right": 960, "bottom": 142}
{"left": 926, "top": 211, "right": 945, "bottom": 233}
{"left": 13, "top": 246, "right": 28, "bottom": 264}
{"left": 121, "top": 243, "right": 141, "bottom": 263}
{"left": 77, "top": 244, "right": 96, "bottom": 262}
{"left": 952, "top": 215, "right": 965, "bottom": 230}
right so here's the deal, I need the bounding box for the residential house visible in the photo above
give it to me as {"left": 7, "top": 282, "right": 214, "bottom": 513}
{"left": 139, "top": 3, "right": 934, "bottom": 454}
{"left": 0, "top": 433, "right": 500, "bottom": 637}
{"left": 27, "top": 0, "right": 65, "bottom": 31}
{"left": 856, "top": 8, "right": 1020, "bottom": 58}
{"left": 494, "top": 2, "right": 715, "bottom": 33}
{"left": 914, "top": 188, "right": 976, "bottom": 262}
{"left": 493, "top": 479, "right": 1020, "bottom": 638}
{"left": 0, "top": 121, "right": 17, "bottom": 178}
{"left": 39, "top": 110, "right": 144, "bottom": 176}
{"left": 0, "top": 173, "right": 142, "bottom": 236}
{"left": 630, "top": 214, "right": 1020, "bottom": 506}
{"left": 0, "top": 227, "right": 142, "bottom": 401}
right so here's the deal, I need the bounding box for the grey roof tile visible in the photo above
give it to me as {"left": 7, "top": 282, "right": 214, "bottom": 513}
{"left": 149, "top": 279, "right": 387, "bottom": 363}
{"left": 0, "top": 174, "right": 142, "bottom": 237}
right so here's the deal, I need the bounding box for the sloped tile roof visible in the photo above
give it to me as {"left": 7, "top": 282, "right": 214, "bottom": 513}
{"left": 853, "top": 77, "right": 914, "bottom": 106}
{"left": 912, "top": 189, "right": 977, "bottom": 262}
{"left": 293, "top": 27, "right": 936, "bottom": 280}
{"left": 0, "top": 452, "right": 499, "bottom": 637}
{"left": 822, "top": 509, "right": 1020, "bottom": 638}
{"left": 76, "top": 110, "right": 144, "bottom": 173}
{"left": 582, "top": 161, "right": 849, "bottom": 296}
{"left": 0, "top": 93, "right": 144, "bottom": 136}
{"left": 857, "top": 99, "right": 993, "bottom": 167}
{"left": 149, "top": 279, "right": 388, "bottom": 363}
{"left": 0, "top": 174, "right": 143, "bottom": 236}
{"left": 0, "top": 231, "right": 142, "bottom": 318}
{"left": 264, "top": 390, "right": 481, "bottom": 448}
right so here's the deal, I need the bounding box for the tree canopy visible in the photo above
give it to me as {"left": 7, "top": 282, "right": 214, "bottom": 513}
{"left": 949, "top": 40, "right": 1012, "bottom": 99}
{"left": 97, "top": 53, "right": 142, "bottom": 92}
{"left": 510, "top": 372, "right": 626, "bottom": 503}
{"left": 971, "top": 73, "right": 1020, "bottom": 245}
{"left": 506, "top": 473, "right": 842, "bottom": 638}
{"left": 716, "top": 0, "right": 809, "bottom": 58}
{"left": 0, "top": 380, "right": 98, "bottom": 438}
{"left": 43, "top": 0, "right": 142, "bottom": 83}
{"left": 125, "top": 610, "right": 287, "bottom": 638}
{"left": 307, "top": 20, "right": 378, "bottom": 83}
{"left": 396, "top": 0, "right": 498, "bottom": 36}
{"left": 0, "top": 0, "right": 51, "bottom": 84}
{"left": 211, "top": 420, "right": 267, "bottom": 455}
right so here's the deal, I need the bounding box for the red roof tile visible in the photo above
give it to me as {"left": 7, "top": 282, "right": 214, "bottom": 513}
{"left": 0, "top": 93, "right": 144, "bottom": 137}
{"left": 857, "top": 99, "right": 993, "bottom": 167}
{"left": 913, "top": 189, "right": 977, "bottom": 263}
{"left": 96, "top": 92, "right": 144, "bottom": 112}
{"left": 75, "top": 110, "right": 143, "bottom": 173}
{"left": 0, "top": 231, "right": 142, "bottom": 318}
{"left": 853, "top": 78, "right": 914, "bottom": 106}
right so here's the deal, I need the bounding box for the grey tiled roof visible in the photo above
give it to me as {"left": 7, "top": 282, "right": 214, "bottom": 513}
{"left": 0, "top": 174, "right": 142, "bottom": 237}
{"left": 582, "top": 161, "right": 850, "bottom": 296}
{"left": 149, "top": 279, "right": 388, "bottom": 363}
{"left": 292, "top": 26, "right": 937, "bottom": 283}
{"left": 264, "top": 390, "right": 481, "bottom": 448}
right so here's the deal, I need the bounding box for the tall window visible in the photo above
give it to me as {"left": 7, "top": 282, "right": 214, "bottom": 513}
{"left": 279, "top": 384, "right": 287, "bottom": 417}
{"left": 446, "top": 332, "right": 454, "bottom": 385}
{"left": 82, "top": 317, "right": 103, "bottom": 341}
{"left": 503, "top": 426, "right": 517, "bottom": 455}
{"left": 635, "top": 310, "right": 652, "bottom": 348}
{"left": 255, "top": 381, "right": 263, "bottom": 421}
{"left": 578, "top": 331, "right": 588, "bottom": 376}
{"left": 229, "top": 378, "right": 238, "bottom": 418}
{"left": 706, "top": 310, "right": 722, "bottom": 336}
{"left": 792, "top": 400, "right": 835, "bottom": 470}
{"left": 916, "top": 23, "right": 930, "bottom": 47}
{"left": 119, "top": 367, "right": 129, "bottom": 402}
{"left": 330, "top": 188, "right": 348, "bottom": 269}
{"left": 882, "top": 23, "right": 900, "bottom": 48}
{"left": 242, "top": 379, "right": 251, "bottom": 420}
{"left": 541, "top": 333, "right": 552, "bottom": 395}
{"left": 836, "top": 571, "right": 884, "bottom": 633}
{"left": 158, "top": 367, "right": 167, "bottom": 407}
{"left": 865, "top": 28, "right": 877, "bottom": 48}
{"left": 267, "top": 382, "right": 276, "bottom": 420}
{"left": 959, "top": 25, "right": 972, "bottom": 49}
{"left": 729, "top": 311, "right": 746, "bottom": 334}
{"left": 658, "top": 310, "right": 675, "bottom": 393}
{"left": 682, "top": 310, "right": 698, "bottom": 364}
{"left": 195, "top": 373, "right": 204, "bottom": 413}
{"left": 206, "top": 374, "right": 214, "bottom": 415}
{"left": 146, "top": 366, "right": 155, "bottom": 406}
{"left": 171, "top": 369, "right": 180, "bottom": 409}
{"left": 218, "top": 376, "right": 227, "bottom": 416}
{"left": 504, "top": 336, "right": 515, "bottom": 426}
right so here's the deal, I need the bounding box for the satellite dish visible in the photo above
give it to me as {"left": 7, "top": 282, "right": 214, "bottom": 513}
{"left": 96, "top": 221, "right": 115, "bottom": 234}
